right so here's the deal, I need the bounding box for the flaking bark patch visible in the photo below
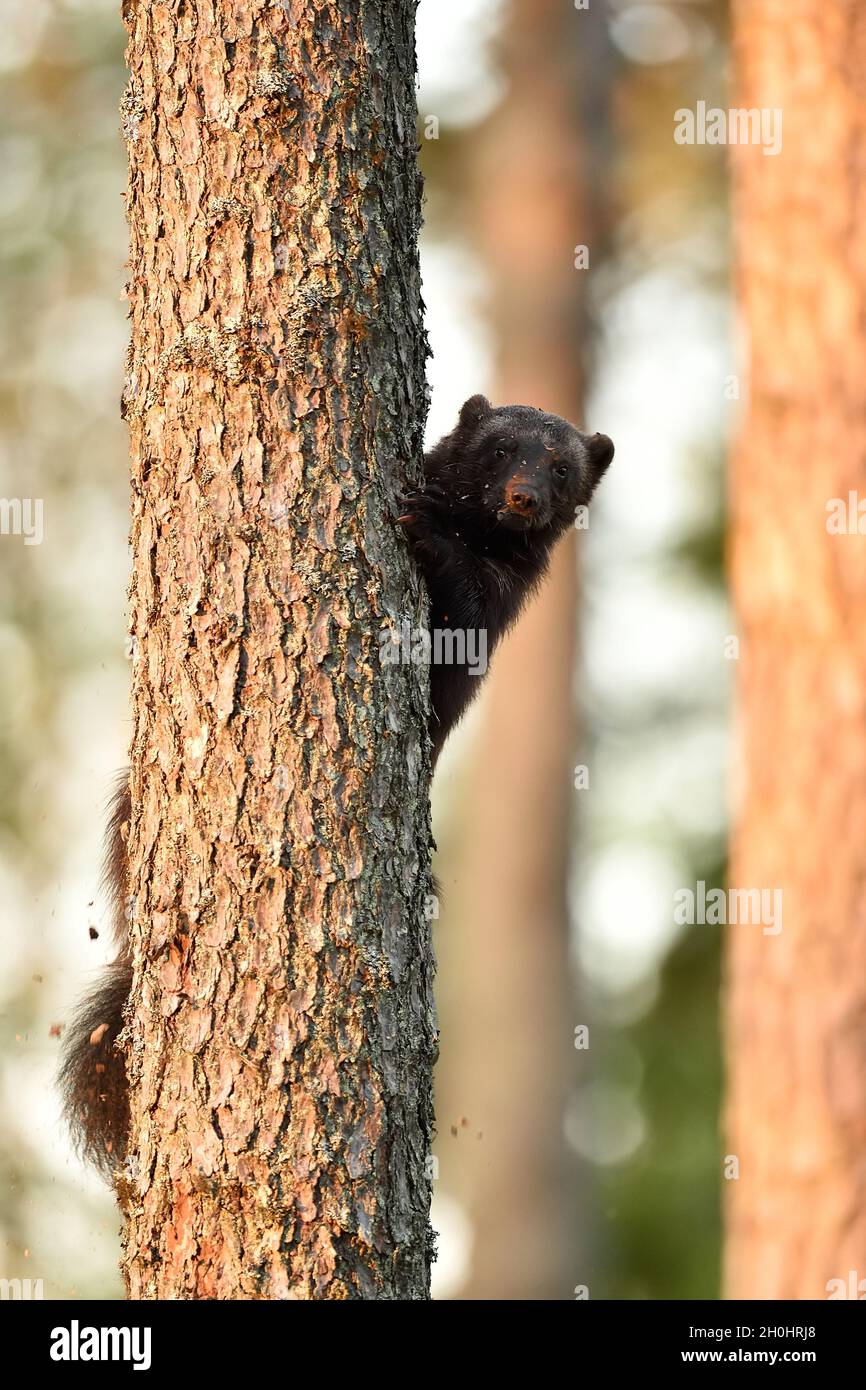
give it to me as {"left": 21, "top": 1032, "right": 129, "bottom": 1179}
{"left": 120, "top": 0, "right": 435, "bottom": 1300}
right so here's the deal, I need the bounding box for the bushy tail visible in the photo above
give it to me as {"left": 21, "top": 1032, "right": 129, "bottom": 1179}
{"left": 59, "top": 958, "right": 131, "bottom": 1176}
{"left": 59, "top": 775, "right": 132, "bottom": 1178}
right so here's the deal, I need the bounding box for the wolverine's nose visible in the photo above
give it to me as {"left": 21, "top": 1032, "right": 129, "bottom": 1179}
{"left": 505, "top": 479, "right": 540, "bottom": 516}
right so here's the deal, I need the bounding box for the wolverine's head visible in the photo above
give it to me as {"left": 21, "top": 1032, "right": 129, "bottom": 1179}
{"left": 445, "top": 395, "right": 614, "bottom": 536}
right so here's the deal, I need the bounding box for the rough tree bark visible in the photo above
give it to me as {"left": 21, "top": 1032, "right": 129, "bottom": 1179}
{"left": 117, "top": 0, "right": 436, "bottom": 1299}
{"left": 726, "top": 0, "right": 866, "bottom": 1299}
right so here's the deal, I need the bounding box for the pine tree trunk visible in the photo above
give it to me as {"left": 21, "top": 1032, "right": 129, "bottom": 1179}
{"left": 726, "top": 0, "right": 866, "bottom": 1299}
{"left": 118, "top": 0, "right": 435, "bottom": 1300}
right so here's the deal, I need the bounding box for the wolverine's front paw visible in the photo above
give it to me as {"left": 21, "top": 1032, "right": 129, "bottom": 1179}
{"left": 395, "top": 482, "right": 451, "bottom": 537}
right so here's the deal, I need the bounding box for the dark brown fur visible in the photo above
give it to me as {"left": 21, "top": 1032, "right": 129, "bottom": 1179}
{"left": 60, "top": 396, "right": 613, "bottom": 1176}
{"left": 59, "top": 778, "right": 132, "bottom": 1175}
{"left": 399, "top": 395, "right": 613, "bottom": 761}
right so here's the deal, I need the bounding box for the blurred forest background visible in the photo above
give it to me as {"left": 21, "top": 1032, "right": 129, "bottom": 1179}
{"left": 0, "top": 0, "right": 731, "bottom": 1298}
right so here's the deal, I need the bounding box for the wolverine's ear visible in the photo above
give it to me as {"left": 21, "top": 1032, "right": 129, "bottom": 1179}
{"left": 587, "top": 432, "right": 614, "bottom": 477}
{"left": 459, "top": 394, "right": 493, "bottom": 429}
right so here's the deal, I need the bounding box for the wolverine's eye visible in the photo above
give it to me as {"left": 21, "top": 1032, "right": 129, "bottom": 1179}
{"left": 553, "top": 463, "right": 569, "bottom": 479}
{"left": 494, "top": 447, "right": 508, "bottom": 459}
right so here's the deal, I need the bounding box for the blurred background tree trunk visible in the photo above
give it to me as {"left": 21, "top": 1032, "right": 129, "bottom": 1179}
{"left": 436, "top": 0, "right": 606, "bottom": 1300}
{"left": 726, "top": 0, "right": 866, "bottom": 1299}
{"left": 119, "top": 0, "right": 435, "bottom": 1299}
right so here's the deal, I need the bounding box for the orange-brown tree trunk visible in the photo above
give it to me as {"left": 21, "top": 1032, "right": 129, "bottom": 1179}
{"left": 119, "top": 0, "right": 435, "bottom": 1299}
{"left": 726, "top": 0, "right": 866, "bottom": 1299}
